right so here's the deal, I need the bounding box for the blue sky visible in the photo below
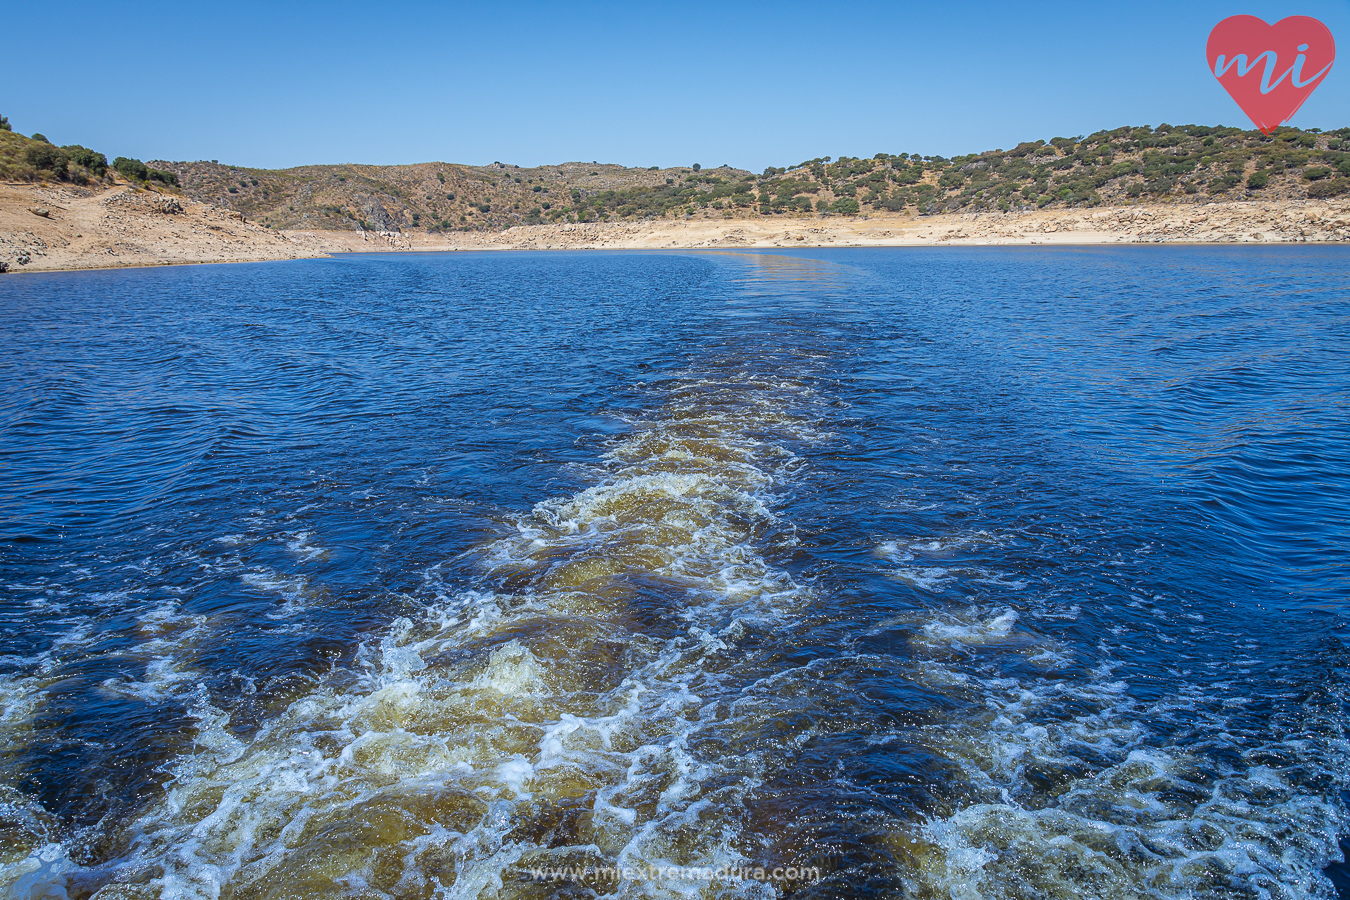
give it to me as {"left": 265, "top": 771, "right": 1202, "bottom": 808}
{"left": 4, "top": 1, "right": 1347, "bottom": 171}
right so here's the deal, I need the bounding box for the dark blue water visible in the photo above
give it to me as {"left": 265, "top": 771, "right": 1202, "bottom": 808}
{"left": 1, "top": 248, "right": 1347, "bottom": 900}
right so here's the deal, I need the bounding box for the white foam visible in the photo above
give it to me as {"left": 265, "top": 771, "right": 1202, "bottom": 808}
{"left": 894, "top": 566, "right": 955, "bottom": 593}
{"left": 916, "top": 608, "right": 1021, "bottom": 647}
{"left": 285, "top": 531, "right": 327, "bottom": 561}
{"left": 905, "top": 651, "right": 1350, "bottom": 900}
{"left": 3, "top": 844, "right": 79, "bottom": 900}
{"left": 0, "top": 370, "right": 824, "bottom": 899}
{"left": 242, "top": 569, "right": 312, "bottom": 618}
{"left": 878, "top": 533, "right": 1030, "bottom": 596}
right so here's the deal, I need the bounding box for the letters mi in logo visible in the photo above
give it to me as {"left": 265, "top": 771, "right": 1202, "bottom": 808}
{"left": 1207, "top": 16, "right": 1335, "bottom": 134}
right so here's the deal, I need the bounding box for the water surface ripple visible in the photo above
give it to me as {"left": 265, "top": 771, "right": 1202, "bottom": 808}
{"left": 0, "top": 247, "right": 1347, "bottom": 899}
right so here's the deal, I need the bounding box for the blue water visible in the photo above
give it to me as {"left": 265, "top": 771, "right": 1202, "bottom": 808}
{"left": 0, "top": 247, "right": 1347, "bottom": 899}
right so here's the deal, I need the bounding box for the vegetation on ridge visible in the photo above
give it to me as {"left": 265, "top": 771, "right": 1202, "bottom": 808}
{"left": 5, "top": 113, "right": 1348, "bottom": 231}
{"left": 0, "top": 114, "right": 178, "bottom": 187}
{"left": 146, "top": 124, "right": 1350, "bottom": 233}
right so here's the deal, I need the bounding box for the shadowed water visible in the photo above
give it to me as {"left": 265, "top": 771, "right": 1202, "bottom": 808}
{"left": 0, "top": 247, "right": 1347, "bottom": 899}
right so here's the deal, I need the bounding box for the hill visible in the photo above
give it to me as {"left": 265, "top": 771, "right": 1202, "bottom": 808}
{"left": 0, "top": 117, "right": 178, "bottom": 189}
{"left": 146, "top": 124, "right": 1350, "bottom": 234}
{"left": 145, "top": 158, "right": 727, "bottom": 232}
{"left": 3, "top": 114, "right": 1349, "bottom": 274}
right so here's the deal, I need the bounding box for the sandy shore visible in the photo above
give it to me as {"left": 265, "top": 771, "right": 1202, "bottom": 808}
{"left": 290, "top": 200, "right": 1350, "bottom": 252}
{"left": 0, "top": 181, "right": 311, "bottom": 273}
{"left": 4, "top": 182, "right": 1348, "bottom": 274}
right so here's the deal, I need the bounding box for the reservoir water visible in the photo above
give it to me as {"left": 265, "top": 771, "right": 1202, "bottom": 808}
{"left": 1, "top": 247, "right": 1348, "bottom": 899}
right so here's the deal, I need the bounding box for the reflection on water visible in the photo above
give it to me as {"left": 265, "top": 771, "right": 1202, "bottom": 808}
{"left": 0, "top": 248, "right": 1348, "bottom": 899}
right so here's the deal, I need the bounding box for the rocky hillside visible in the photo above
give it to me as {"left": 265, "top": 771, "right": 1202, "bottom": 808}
{"left": 149, "top": 124, "right": 1350, "bottom": 234}
{"left": 144, "top": 159, "right": 744, "bottom": 233}
{"left": 0, "top": 179, "right": 312, "bottom": 273}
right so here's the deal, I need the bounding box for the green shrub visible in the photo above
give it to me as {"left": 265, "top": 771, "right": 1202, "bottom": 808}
{"left": 1308, "top": 178, "right": 1350, "bottom": 199}
{"left": 830, "top": 197, "right": 859, "bottom": 214}
{"left": 692, "top": 163, "right": 701, "bottom": 171}
{"left": 1246, "top": 170, "right": 1269, "bottom": 189}
{"left": 0, "top": 115, "right": 10, "bottom": 132}
{"left": 1009, "top": 140, "right": 1044, "bottom": 157}
{"left": 938, "top": 170, "right": 965, "bottom": 189}
{"left": 31, "top": 133, "right": 47, "bottom": 143}
{"left": 25, "top": 143, "right": 67, "bottom": 177}
{"left": 878, "top": 192, "right": 907, "bottom": 212}
{"left": 114, "top": 156, "right": 149, "bottom": 181}
{"left": 63, "top": 145, "right": 107, "bottom": 175}
{"left": 149, "top": 169, "right": 179, "bottom": 186}
{"left": 1304, "top": 166, "right": 1332, "bottom": 181}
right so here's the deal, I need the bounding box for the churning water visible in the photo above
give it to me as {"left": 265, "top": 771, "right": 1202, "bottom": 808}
{"left": 0, "top": 247, "right": 1347, "bottom": 899}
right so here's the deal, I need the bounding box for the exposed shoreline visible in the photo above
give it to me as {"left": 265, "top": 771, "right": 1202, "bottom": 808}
{"left": 3, "top": 181, "right": 1348, "bottom": 274}
{"left": 297, "top": 201, "right": 1350, "bottom": 251}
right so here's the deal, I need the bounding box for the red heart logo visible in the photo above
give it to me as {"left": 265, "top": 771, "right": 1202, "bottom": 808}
{"left": 1206, "top": 15, "right": 1336, "bottom": 134}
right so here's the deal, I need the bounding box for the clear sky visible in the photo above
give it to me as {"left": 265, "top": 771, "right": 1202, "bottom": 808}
{"left": 4, "top": 0, "right": 1347, "bottom": 171}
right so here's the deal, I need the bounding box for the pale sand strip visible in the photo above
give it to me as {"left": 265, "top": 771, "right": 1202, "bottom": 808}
{"left": 314, "top": 202, "right": 1350, "bottom": 251}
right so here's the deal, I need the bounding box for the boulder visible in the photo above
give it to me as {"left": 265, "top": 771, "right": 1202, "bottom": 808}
{"left": 156, "top": 196, "right": 184, "bottom": 214}
{"left": 29, "top": 207, "right": 50, "bottom": 218}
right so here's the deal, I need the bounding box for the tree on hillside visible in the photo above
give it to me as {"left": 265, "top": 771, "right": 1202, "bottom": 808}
{"left": 63, "top": 145, "right": 108, "bottom": 176}
{"left": 25, "top": 144, "right": 67, "bottom": 178}
{"left": 0, "top": 115, "right": 10, "bottom": 132}
{"left": 114, "top": 157, "right": 149, "bottom": 181}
